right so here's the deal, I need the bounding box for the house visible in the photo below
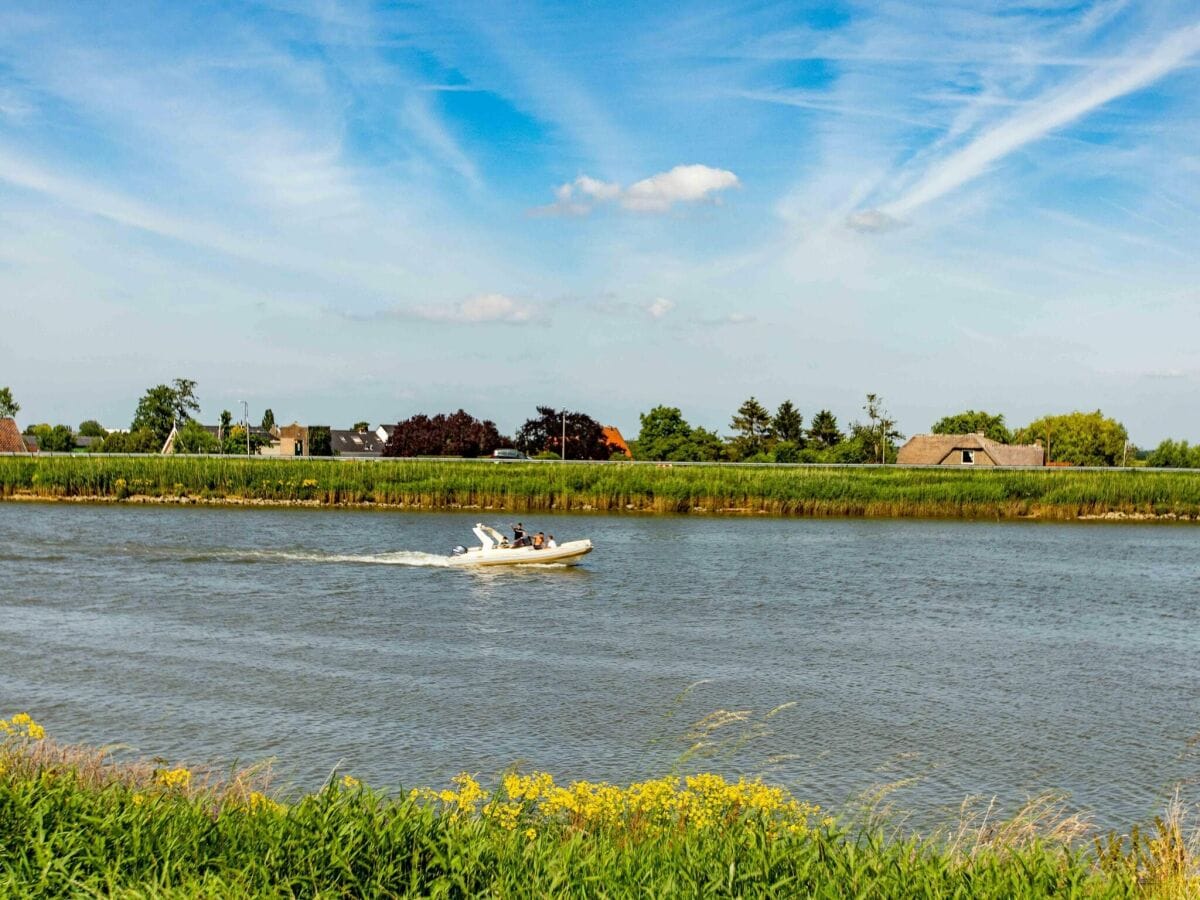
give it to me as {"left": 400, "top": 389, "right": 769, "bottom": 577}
{"left": 0, "top": 418, "right": 30, "bottom": 453}
{"left": 273, "top": 423, "right": 377, "bottom": 457}
{"left": 375, "top": 424, "right": 395, "bottom": 445}
{"left": 896, "top": 433, "right": 1045, "bottom": 467}
{"left": 331, "top": 429, "right": 385, "bottom": 458}
{"left": 602, "top": 425, "right": 632, "bottom": 459}
{"left": 274, "top": 422, "right": 309, "bottom": 456}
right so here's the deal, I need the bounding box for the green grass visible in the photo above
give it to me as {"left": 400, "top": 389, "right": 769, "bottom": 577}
{"left": 3, "top": 455, "right": 1200, "bottom": 519}
{"left": 5, "top": 726, "right": 1189, "bottom": 899}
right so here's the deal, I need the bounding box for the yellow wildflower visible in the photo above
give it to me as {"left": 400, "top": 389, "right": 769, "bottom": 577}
{"left": 248, "top": 791, "right": 286, "bottom": 814}
{"left": 524, "top": 827, "right": 537, "bottom": 841}
{"left": 340, "top": 775, "right": 361, "bottom": 790}
{"left": 155, "top": 767, "right": 192, "bottom": 790}
{"left": 1, "top": 713, "right": 45, "bottom": 741}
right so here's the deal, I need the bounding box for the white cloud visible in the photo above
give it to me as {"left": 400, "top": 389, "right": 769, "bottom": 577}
{"left": 575, "top": 175, "right": 621, "bottom": 201}
{"left": 646, "top": 297, "right": 675, "bottom": 318}
{"left": 845, "top": 209, "right": 906, "bottom": 233}
{"left": 622, "top": 164, "right": 740, "bottom": 212}
{"left": 411, "top": 293, "right": 535, "bottom": 324}
{"left": 533, "top": 164, "right": 739, "bottom": 216}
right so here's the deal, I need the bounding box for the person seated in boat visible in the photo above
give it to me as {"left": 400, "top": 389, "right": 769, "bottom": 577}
{"left": 532, "top": 532, "right": 545, "bottom": 550}
{"left": 546, "top": 535, "right": 557, "bottom": 549}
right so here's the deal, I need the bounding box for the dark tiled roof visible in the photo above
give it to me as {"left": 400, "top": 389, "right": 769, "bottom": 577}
{"left": 0, "top": 418, "right": 30, "bottom": 453}
{"left": 331, "top": 429, "right": 384, "bottom": 455}
{"left": 191, "top": 423, "right": 275, "bottom": 439}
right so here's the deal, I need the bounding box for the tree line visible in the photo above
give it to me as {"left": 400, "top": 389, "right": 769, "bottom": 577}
{"left": 634, "top": 394, "right": 902, "bottom": 464}
{"left": 2, "top": 382, "right": 1198, "bottom": 467}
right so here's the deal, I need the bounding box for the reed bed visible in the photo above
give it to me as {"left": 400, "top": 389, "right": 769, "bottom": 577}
{"left": 4, "top": 714, "right": 1195, "bottom": 898}
{"left": 3, "top": 456, "right": 1200, "bottom": 520}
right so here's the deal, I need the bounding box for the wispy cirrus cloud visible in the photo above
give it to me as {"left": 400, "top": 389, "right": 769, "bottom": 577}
{"left": 533, "top": 164, "right": 739, "bottom": 216}
{"left": 861, "top": 22, "right": 1200, "bottom": 222}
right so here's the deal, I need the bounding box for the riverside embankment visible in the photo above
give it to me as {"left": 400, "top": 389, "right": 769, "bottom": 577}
{"left": 3, "top": 454, "right": 1200, "bottom": 519}
{"left": 2, "top": 715, "right": 1194, "bottom": 898}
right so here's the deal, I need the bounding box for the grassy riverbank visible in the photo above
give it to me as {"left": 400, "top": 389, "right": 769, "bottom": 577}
{"left": 2, "top": 715, "right": 1194, "bottom": 898}
{"left": 3, "top": 455, "right": 1200, "bottom": 519}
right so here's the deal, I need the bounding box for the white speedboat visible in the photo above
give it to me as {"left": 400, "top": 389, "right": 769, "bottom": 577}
{"left": 447, "top": 524, "right": 593, "bottom": 567}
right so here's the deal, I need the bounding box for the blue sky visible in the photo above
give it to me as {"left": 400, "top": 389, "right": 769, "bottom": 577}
{"left": 1, "top": 0, "right": 1198, "bottom": 444}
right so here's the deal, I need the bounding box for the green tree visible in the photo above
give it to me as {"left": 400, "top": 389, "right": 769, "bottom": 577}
{"left": 261, "top": 408, "right": 275, "bottom": 431}
{"left": 862, "top": 394, "right": 903, "bottom": 464}
{"left": 353, "top": 421, "right": 370, "bottom": 433}
{"left": 131, "top": 386, "right": 178, "bottom": 444}
{"left": 635, "top": 407, "right": 727, "bottom": 462}
{"left": 1014, "top": 410, "right": 1128, "bottom": 466}
{"left": 730, "top": 397, "right": 771, "bottom": 458}
{"left": 772, "top": 401, "right": 804, "bottom": 445}
{"left": 636, "top": 406, "right": 695, "bottom": 461}
{"left": 689, "top": 427, "right": 727, "bottom": 462}
{"left": 220, "top": 425, "right": 269, "bottom": 455}
{"left": 131, "top": 379, "right": 200, "bottom": 444}
{"left": 78, "top": 420, "right": 107, "bottom": 438}
{"left": 832, "top": 424, "right": 875, "bottom": 463}
{"left": 931, "top": 410, "right": 1011, "bottom": 443}
{"left": 171, "top": 378, "right": 200, "bottom": 425}
{"left": 175, "top": 421, "right": 219, "bottom": 454}
{"left": 0, "top": 387, "right": 19, "bottom": 419}
{"left": 308, "top": 426, "right": 333, "bottom": 457}
{"left": 772, "top": 441, "right": 801, "bottom": 463}
{"left": 29, "top": 423, "right": 75, "bottom": 452}
{"left": 97, "top": 428, "right": 160, "bottom": 453}
{"left": 807, "top": 409, "right": 842, "bottom": 449}
{"left": 1146, "top": 439, "right": 1200, "bottom": 468}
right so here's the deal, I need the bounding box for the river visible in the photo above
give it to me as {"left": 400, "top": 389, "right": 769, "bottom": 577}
{"left": 1, "top": 502, "right": 1196, "bottom": 829}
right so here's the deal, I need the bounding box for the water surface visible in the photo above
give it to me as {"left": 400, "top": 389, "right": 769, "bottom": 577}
{"left": 1, "top": 503, "right": 1196, "bottom": 828}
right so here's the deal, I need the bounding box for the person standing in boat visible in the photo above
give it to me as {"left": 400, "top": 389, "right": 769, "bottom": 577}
{"left": 511, "top": 523, "right": 529, "bottom": 547}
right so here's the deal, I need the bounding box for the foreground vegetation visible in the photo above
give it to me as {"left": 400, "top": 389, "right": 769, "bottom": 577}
{"left": 2, "top": 715, "right": 1195, "bottom": 897}
{"left": 3, "top": 455, "right": 1200, "bottom": 519}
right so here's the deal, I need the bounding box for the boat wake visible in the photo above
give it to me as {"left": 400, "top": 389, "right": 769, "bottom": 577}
{"left": 207, "top": 548, "right": 454, "bottom": 567}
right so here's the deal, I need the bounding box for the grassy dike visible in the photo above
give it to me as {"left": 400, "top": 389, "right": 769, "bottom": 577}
{"left": 2, "top": 716, "right": 1194, "bottom": 898}
{"left": 3, "top": 455, "right": 1200, "bottom": 520}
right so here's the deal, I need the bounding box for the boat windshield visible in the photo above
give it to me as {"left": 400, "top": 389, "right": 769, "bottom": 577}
{"left": 474, "top": 524, "right": 508, "bottom": 549}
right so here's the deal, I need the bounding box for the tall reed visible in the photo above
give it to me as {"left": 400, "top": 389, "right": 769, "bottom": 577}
{"left": 3, "top": 456, "right": 1200, "bottom": 519}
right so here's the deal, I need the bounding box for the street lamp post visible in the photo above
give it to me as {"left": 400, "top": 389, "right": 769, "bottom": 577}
{"left": 561, "top": 411, "right": 566, "bottom": 461}
{"left": 242, "top": 401, "right": 250, "bottom": 456}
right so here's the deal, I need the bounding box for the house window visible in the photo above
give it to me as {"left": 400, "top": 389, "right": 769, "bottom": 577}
{"left": 961, "top": 450, "right": 974, "bottom": 464}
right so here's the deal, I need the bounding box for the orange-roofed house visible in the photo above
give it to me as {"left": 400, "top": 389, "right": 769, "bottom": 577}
{"left": 0, "top": 418, "right": 31, "bottom": 454}
{"left": 602, "top": 426, "right": 632, "bottom": 458}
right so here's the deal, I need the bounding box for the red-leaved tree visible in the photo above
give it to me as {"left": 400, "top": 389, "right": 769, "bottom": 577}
{"left": 382, "top": 410, "right": 506, "bottom": 458}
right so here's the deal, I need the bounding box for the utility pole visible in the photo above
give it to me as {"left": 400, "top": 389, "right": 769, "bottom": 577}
{"left": 242, "top": 401, "right": 250, "bottom": 456}
{"left": 561, "top": 410, "right": 567, "bottom": 461}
